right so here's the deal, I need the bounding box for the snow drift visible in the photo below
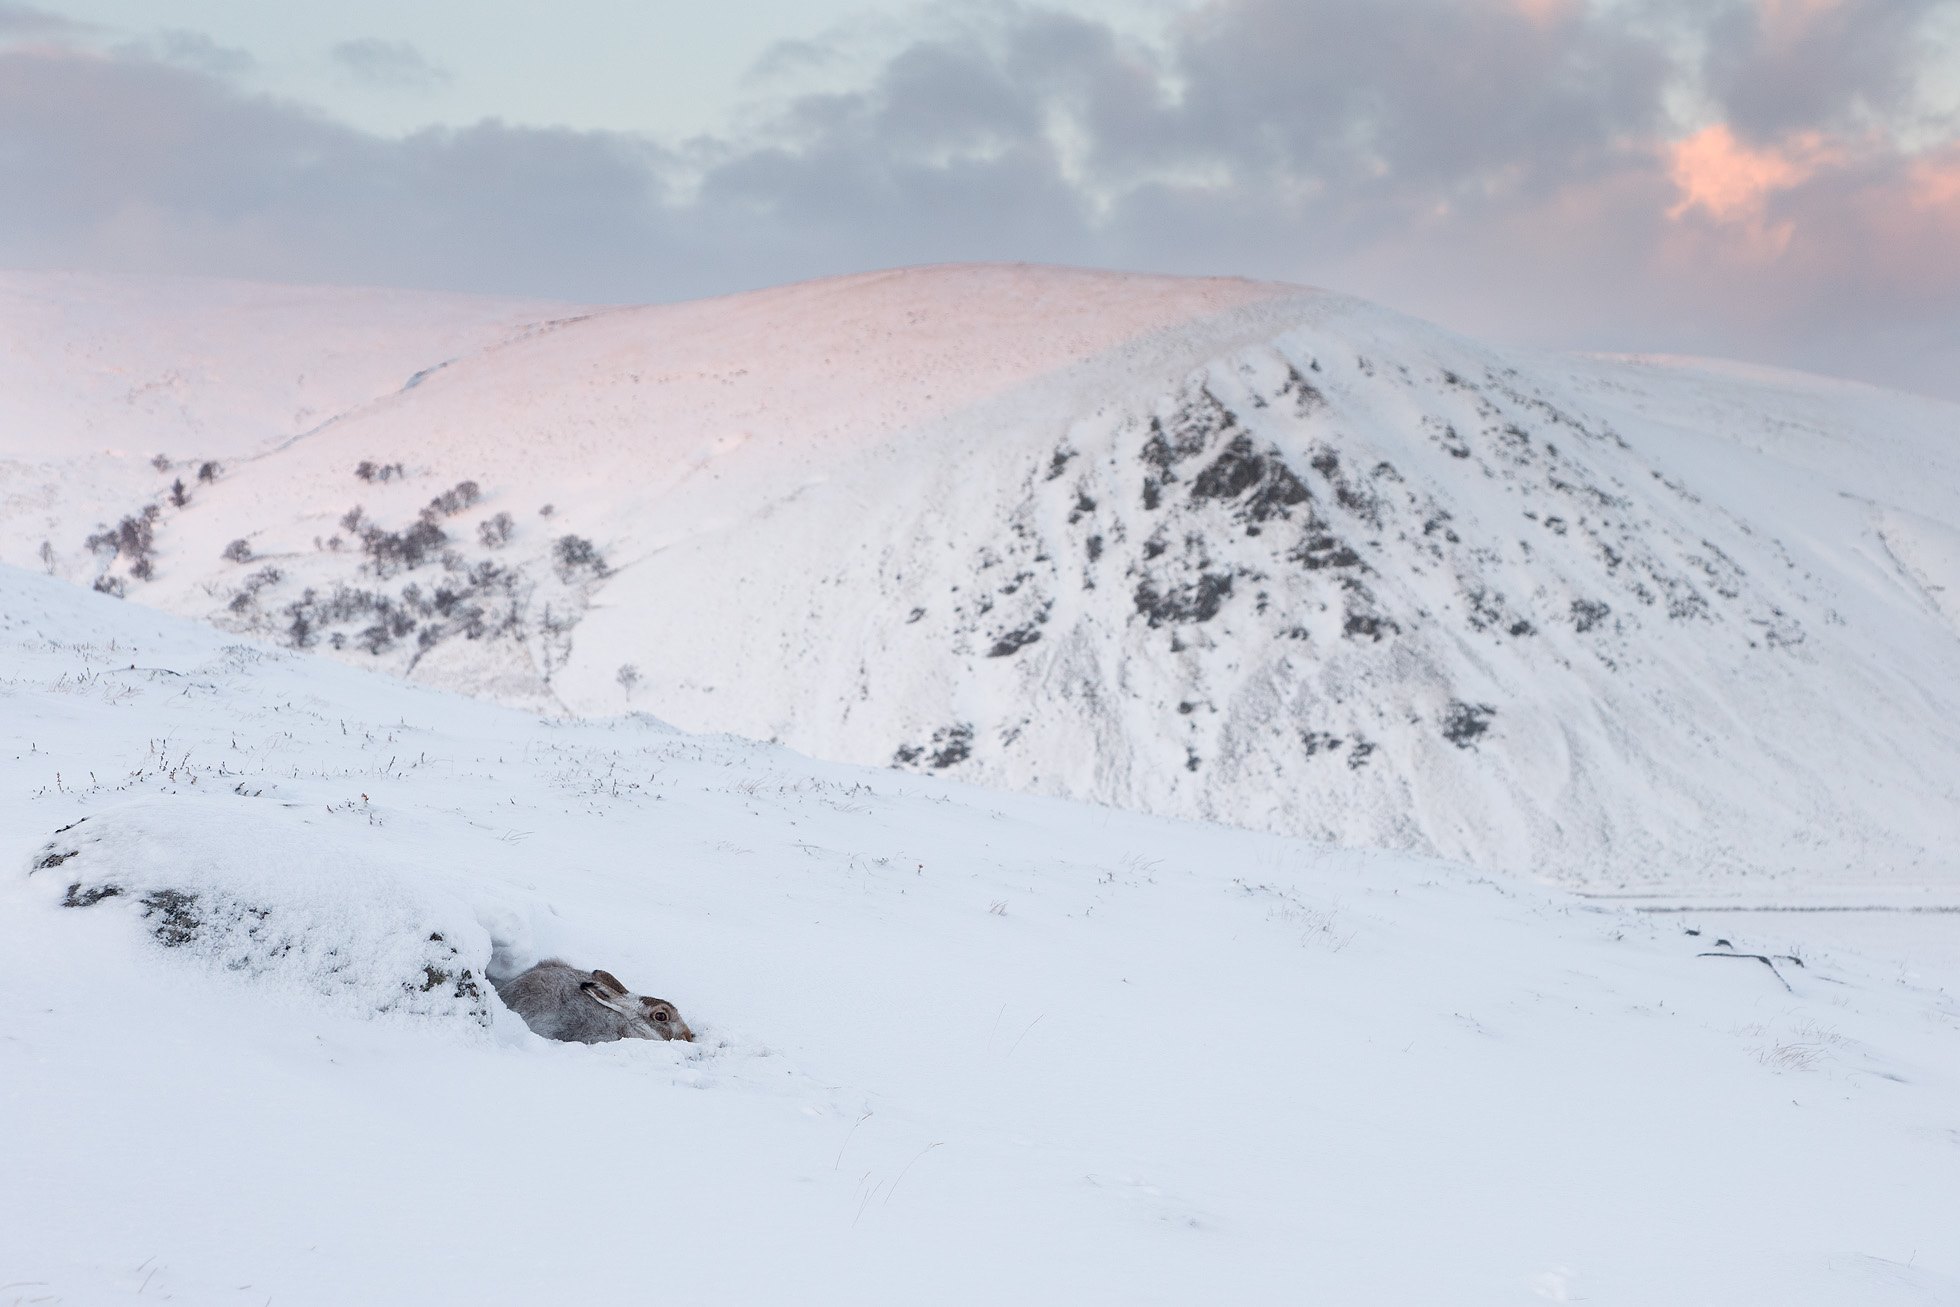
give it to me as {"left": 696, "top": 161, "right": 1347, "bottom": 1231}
{"left": 26, "top": 794, "right": 494, "bottom": 1026}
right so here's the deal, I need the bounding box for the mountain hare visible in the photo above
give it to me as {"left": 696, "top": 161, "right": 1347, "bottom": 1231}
{"left": 494, "top": 959, "right": 694, "bottom": 1044}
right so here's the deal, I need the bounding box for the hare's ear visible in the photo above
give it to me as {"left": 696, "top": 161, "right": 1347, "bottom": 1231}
{"left": 590, "top": 969, "right": 628, "bottom": 995}
{"left": 579, "top": 980, "right": 636, "bottom": 1016}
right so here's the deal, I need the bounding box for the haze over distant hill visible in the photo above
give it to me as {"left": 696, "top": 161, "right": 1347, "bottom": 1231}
{"left": 3, "top": 263, "right": 1956, "bottom": 893}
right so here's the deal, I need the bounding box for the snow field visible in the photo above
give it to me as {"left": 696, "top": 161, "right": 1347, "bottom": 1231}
{"left": 3, "top": 567, "right": 1957, "bottom": 1305}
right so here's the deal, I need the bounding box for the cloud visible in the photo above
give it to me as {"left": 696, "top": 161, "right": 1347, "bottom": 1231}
{"left": 0, "top": 46, "right": 667, "bottom": 298}
{"left": 1700, "top": 0, "right": 1948, "bottom": 140}
{"left": 1660, "top": 122, "right": 1847, "bottom": 257}
{"left": 0, "top": 2, "right": 1955, "bottom": 400}
{"left": 129, "top": 29, "right": 255, "bottom": 78}
{"left": 330, "top": 37, "right": 450, "bottom": 90}
{"left": 0, "top": 3, "right": 88, "bottom": 38}
{"left": 1667, "top": 123, "right": 1826, "bottom": 224}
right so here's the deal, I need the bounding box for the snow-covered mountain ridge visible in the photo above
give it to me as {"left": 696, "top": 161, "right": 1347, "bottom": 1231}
{"left": 3, "top": 264, "right": 1956, "bottom": 892}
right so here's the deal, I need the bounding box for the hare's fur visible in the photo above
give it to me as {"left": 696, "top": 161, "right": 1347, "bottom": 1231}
{"left": 494, "top": 959, "right": 694, "bottom": 1044}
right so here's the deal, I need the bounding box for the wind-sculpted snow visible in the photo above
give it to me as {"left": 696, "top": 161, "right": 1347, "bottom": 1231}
{"left": 3, "top": 264, "right": 1956, "bottom": 891}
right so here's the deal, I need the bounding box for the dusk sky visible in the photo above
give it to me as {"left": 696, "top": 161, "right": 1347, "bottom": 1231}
{"left": 5, "top": 0, "right": 1957, "bottom": 398}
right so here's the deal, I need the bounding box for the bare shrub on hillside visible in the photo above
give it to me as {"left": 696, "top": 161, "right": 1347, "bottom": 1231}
{"left": 271, "top": 551, "right": 526, "bottom": 664}
{"left": 553, "top": 534, "right": 608, "bottom": 581}
{"left": 424, "top": 481, "right": 481, "bottom": 517}
{"left": 86, "top": 507, "right": 160, "bottom": 582}
{"left": 337, "top": 504, "right": 449, "bottom": 579}
{"left": 477, "top": 512, "right": 514, "bottom": 549}
{"left": 362, "top": 518, "right": 448, "bottom": 577}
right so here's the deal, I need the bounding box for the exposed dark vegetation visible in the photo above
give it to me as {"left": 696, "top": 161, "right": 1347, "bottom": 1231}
{"left": 340, "top": 506, "right": 449, "bottom": 578}
{"left": 282, "top": 557, "right": 526, "bottom": 658}
{"left": 478, "top": 512, "right": 515, "bottom": 549}
{"left": 1441, "top": 701, "right": 1496, "bottom": 748}
{"left": 198, "top": 470, "right": 608, "bottom": 679}
{"left": 86, "top": 507, "right": 158, "bottom": 570}
{"left": 988, "top": 625, "right": 1043, "bottom": 657}
{"left": 1135, "top": 572, "right": 1234, "bottom": 628}
{"left": 1572, "top": 599, "right": 1611, "bottom": 633}
{"left": 426, "top": 480, "right": 481, "bottom": 517}
{"left": 85, "top": 507, "right": 161, "bottom": 590}
{"left": 894, "top": 723, "right": 975, "bottom": 769}
{"left": 141, "top": 888, "right": 204, "bottom": 947}
{"left": 553, "top": 534, "right": 608, "bottom": 581}
{"left": 418, "top": 933, "right": 485, "bottom": 1005}
{"left": 1342, "top": 611, "right": 1395, "bottom": 640}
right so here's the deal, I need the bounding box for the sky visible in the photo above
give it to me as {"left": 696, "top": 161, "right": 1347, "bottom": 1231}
{"left": 4, "top": 0, "right": 1958, "bottom": 399}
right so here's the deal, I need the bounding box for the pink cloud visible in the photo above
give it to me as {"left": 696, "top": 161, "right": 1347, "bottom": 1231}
{"left": 1665, "top": 124, "right": 1835, "bottom": 222}
{"left": 1754, "top": 0, "right": 1845, "bottom": 42}
{"left": 1507, "top": 0, "right": 1577, "bottom": 28}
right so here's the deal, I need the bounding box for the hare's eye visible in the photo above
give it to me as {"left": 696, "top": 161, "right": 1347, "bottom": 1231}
{"left": 654, "top": 1008, "right": 672, "bottom": 1021}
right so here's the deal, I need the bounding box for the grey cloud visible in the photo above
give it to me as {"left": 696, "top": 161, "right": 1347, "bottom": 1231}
{"left": 0, "top": 48, "right": 668, "bottom": 299}
{"left": 748, "top": 34, "right": 850, "bottom": 83}
{"left": 1699, "top": 0, "right": 1950, "bottom": 141}
{"left": 0, "top": 4, "right": 1955, "bottom": 401}
{"left": 1166, "top": 0, "right": 1673, "bottom": 197}
{"left": 331, "top": 37, "right": 450, "bottom": 90}
{"left": 0, "top": 3, "right": 89, "bottom": 37}
{"left": 125, "top": 29, "right": 256, "bottom": 78}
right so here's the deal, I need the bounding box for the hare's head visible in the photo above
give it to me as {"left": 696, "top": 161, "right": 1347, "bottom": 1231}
{"left": 579, "top": 969, "right": 695, "bottom": 1042}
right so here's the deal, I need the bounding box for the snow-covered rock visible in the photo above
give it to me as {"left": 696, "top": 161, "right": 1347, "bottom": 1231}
{"left": 26, "top": 793, "right": 494, "bottom": 1026}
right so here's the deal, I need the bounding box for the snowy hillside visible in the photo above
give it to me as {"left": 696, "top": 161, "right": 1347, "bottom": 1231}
{"left": 3, "top": 264, "right": 1956, "bottom": 892}
{"left": 4, "top": 563, "right": 1958, "bottom": 1305}
{"left": 0, "top": 270, "right": 574, "bottom": 460}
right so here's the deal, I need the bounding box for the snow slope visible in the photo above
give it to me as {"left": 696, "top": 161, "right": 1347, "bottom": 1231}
{"left": 2, "top": 264, "right": 1956, "bottom": 893}
{"left": 0, "top": 270, "right": 576, "bottom": 461}
{"left": 4, "top": 564, "right": 1958, "bottom": 1305}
